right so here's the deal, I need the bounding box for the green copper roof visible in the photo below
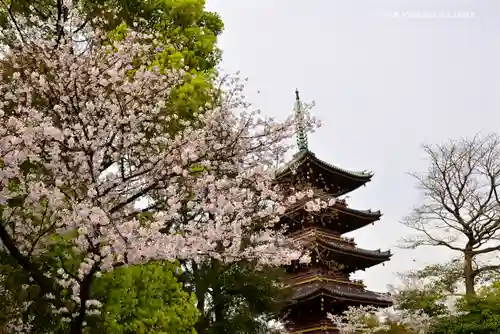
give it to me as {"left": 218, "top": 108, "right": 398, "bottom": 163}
{"left": 294, "top": 89, "right": 308, "bottom": 151}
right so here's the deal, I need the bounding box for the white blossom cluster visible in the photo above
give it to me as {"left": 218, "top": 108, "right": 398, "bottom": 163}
{"left": 328, "top": 305, "right": 433, "bottom": 334}
{"left": 1, "top": 274, "right": 35, "bottom": 333}
{"left": 0, "top": 7, "right": 329, "bottom": 331}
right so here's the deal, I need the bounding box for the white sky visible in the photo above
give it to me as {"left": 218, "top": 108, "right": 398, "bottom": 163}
{"left": 205, "top": 0, "right": 500, "bottom": 292}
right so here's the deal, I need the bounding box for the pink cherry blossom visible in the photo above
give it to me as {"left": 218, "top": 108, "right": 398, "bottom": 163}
{"left": 328, "top": 305, "right": 433, "bottom": 334}
{"left": 0, "top": 8, "right": 330, "bottom": 332}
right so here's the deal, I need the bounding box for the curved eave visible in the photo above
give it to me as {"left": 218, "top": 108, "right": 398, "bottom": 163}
{"left": 315, "top": 238, "right": 392, "bottom": 262}
{"left": 337, "top": 205, "right": 382, "bottom": 221}
{"left": 289, "top": 229, "right": 391, "bottom": 260}
{"left": 275, "top": 150, "right": 372, "bottom": 194}
{"left": 335, "top": 206, "right": 381, "bottom": 233}
{"left": 308, "top": 151, "right": 373, "bottom": 181}
{"left": 284, "top": 199, "right": 381, "bottom": 220}
{"left": 283, "top": 205, "right": 382, "bottom": 235}
{"left": 287, "top": 283, "right": 393, "bottom": 306}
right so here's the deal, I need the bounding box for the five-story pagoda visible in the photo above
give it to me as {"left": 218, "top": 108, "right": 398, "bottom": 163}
{"left": 276, "top": 91, "right": 393, "bottom": 333}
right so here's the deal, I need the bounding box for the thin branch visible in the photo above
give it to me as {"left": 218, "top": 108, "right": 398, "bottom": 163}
{"left": 1, "top": 0, "right": 25, "bottom": 43}
{"left": 0, "top": 220, "right": 54, "bottom": 294}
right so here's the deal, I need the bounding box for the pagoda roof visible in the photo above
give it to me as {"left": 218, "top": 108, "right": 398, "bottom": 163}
{"left": 319, "top": 236, "right": 391, "bottom": 259}
{"left": 334, "top": 205, "right": 381, "bottom": 234}
{"left": 284, "top": 193, "right": 381, "bottom": 234}
{"left": 291, "top": 228, "right": 391, "bottom": 260}
{"left": 275, "top": 149, "right": 372, "bottom": 196}
{"left": 287, "top": 280, "right": 393, "bottom": 306}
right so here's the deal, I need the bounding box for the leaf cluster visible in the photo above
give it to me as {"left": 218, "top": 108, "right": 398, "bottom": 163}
{"left": 431, "top": 281, "right": 500, "bottom": 334}
{"left": 88, "top": 261, "right": 199, "bottom": 334}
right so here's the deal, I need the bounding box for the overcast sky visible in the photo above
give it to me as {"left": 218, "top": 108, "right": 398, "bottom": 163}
{"left": 205, "top": 0, "right": 500, "bottom": 292}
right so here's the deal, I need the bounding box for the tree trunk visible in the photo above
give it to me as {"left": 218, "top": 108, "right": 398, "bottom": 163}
{"left": 213, "top": 291, "right": 225, "bottom": 329}
{"left": 193, "top": 261, "right": 208, "bottom": 334}
{"left": 211, "top": 259, "right": 225, "bottom": 328}
{"left": 464, "top": 249, "right": 476, "bottom": 296}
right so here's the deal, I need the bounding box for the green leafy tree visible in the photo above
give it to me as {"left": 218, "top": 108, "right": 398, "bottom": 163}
{"left": 431, "top": 281, "right": 500, "bottom": 334}
{"left": 182, "top": 260, "right": 291, "bottom": 334}
{"left": 0, "top": 232, "right": 87, "bottom": 332}
{"left": 391, "top": 263, "right": 460, "bottom": 318}
{"left": 395, "top": 288, "right": 447, "bottom": 318}
{"left": 101, "top": 0, "right": 224, "bottom": 132}
{"left": 89, "top": 261, "right": 198, "bottom": 334}
{"left": 1, "top": 0, "right": 223, "bottom": 61}
{"left": 0, "top": 240, "right": 199, "bottom": 333}
{"left": 207, "top": 262, "right": 290, "bottom": 334}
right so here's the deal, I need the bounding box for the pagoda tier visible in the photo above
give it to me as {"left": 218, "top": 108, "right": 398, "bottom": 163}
{"left": 282, "top": 278, "right": 392, "bottom": 333}
{"left": 275, "top": 150, "right": 372, "bottom": 197}
{"left": 286, "top": 227, "right": 391, "bottom": 273}
{"left": 280, "top": 198, "right": 381, "bottom": 235}
{"left": 286, "top": 276, "right": 392, "bottom": 306}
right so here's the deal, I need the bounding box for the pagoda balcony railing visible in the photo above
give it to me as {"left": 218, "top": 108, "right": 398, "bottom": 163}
{"left": 289, "top": 227, "right": 391, "bottom": 259}
{"left": 287, "top": 188, "right": 349, "bottom": 209}
{"left": 287, "top": 270, "right": 346, "bottom": 283}
{"left": 286, "top": 270, "right": 365, "bottom": 288}
{"left": 325, "top": 284, "right": 393, "bottom": 303}
{"left": 288, "top": 227, "right": 357, "bottom": 246}
{"left": 287, "top": 319, "right": 337, "bottom": 332}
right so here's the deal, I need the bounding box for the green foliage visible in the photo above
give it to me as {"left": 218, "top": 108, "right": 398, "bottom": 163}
{"left": 2, "top": 0, "right": 223, "bottom": 129}
{"left": 409, "top": 260, "right": 463, "bottom": 295}
{"left": 86, "top": 0, "right": 224, "bottom": 71}
{"left": 0, "top": 251, "right": 66, "bottom": 333}
{"left": 0, "top": 206, "right": 85, "bottom": 332}
{"left": 395, "top": 287, "right": 448, "bottom": 317}
{"left": 208, "top": 265, "right": 288, "bottom": 334}
{"left": 102, "top": 0, "right": 222, "bottom": 134}
{"left": 0, "top": 247, "right": 199, "bottom": 333}
{"left": 392, "top": 262, "right": 460, "bottom": 318}
{"left": 184, "top": 260, "right": 290, "bottom": 334}
{"left": 89, "top": 261, "right": 199, "bottom": 334}
{"left": 0, "top": 254, "right": 31, "bottom": 326}
{"left": 431, "top": 281, "right": 500, "bottom": 334}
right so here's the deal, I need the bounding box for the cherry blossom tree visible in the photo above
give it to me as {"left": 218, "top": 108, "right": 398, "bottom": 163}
{"left": 0, "top": 11, "right": 331, "bottom": 333}
{"left": 327, "top": 268, "right": 466, "bottom": 334}
{"left": 328, "top": 305, "right": 433, "bottom": 334}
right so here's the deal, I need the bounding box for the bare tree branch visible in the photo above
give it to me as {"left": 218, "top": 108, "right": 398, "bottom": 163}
{"left": 400, "top": 133, "right": 500, "bottom": 295}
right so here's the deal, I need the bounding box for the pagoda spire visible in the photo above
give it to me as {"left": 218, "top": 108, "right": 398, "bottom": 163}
{"left": 294, "top": 89, "right": 308, "bottom": 151}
